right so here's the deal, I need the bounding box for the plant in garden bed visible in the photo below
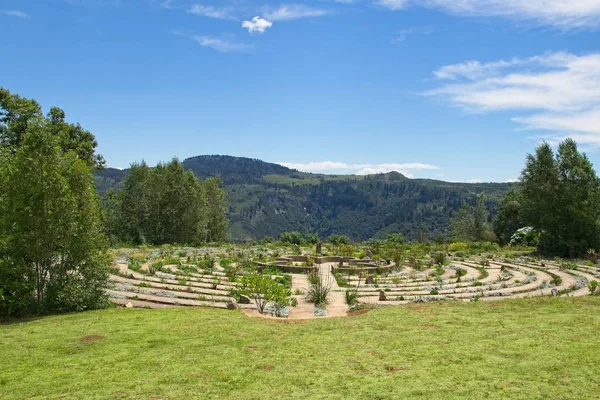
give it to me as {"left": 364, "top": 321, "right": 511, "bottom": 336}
{"left": 589, "top": 280, "right": 598, "bottom": 295}
{"left": 474, "top": 266, "right": 489, "bottom": 280}
{"left": 454, "top": 268, "right": 467, "bottom": 282}
{"left": 238, "top": 273, "right": 293, "bottom": 316}
{"left": 345, "top": 288, "right": 359, "bottom": 306}
{"left": 431, "top": 251, "right": 447, "bottom": 266}
{"left": 306, "top": 272, "right": 331, "bottom": 307}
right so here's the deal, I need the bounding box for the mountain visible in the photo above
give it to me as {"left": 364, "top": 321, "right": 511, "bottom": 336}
{"left": 94, "top": 155, "right": 514, "bottom": 242}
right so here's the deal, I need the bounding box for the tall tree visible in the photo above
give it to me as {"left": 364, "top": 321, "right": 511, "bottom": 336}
{"left": 496, "top": 139, "right": 600, "bottom": 257}
{"left": 0, "top": 122, "right": 109, "bottom": 316}
{"left": 106, "top": 159, "right": 229, "bottom": 245}
{"left": 0, "top": 88, "right": 104, "bottom": 169}
{"left": 493, "top": 189, "right": 523, "bottom": 245}
{"left": 451, "top": 195, "right": 490, "bottom": 241}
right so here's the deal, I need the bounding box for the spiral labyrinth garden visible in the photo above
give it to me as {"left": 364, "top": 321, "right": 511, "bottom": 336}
{"left": 107, "top": 249, "right": 600, "bottom": 317}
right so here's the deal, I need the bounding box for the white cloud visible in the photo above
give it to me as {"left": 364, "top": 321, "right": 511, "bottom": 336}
{"left": 187, "top": 4, "right": 234, "bottom": 19}
{"left": 172, "top": 31, "right": 249, "bottom": 53}
{"left": 375, "top": 0, "right": 600, "bottom": 29}
{"left": 428, "top": 52, "right": 600, "bottom": 148}
{"left": 0, "top": 10, "right": 29, "bottom": 18}
{"left": 392, "top": 26, "right": 434, "bottom": 43}
{"left": 192, "top": 36, "right": 249, "bottom": 52}
{"left": 264, "top": 4, "right": 329, "bottom": 21}
{"left": 242, "top": 16, "right": 273, "bottom": 33}
{"left": 278, "top": 161, "right": 439, "bottom": 177}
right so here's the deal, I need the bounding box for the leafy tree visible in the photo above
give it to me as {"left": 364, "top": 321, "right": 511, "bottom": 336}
{"left": 0, "top": 123, "right": 109, "bottom": 317}
{"left": 305, "top": 233, "right": 319, "bottom": 245}
{"left": 204, "top": 177, "right": 229, "bottom": 243}
{"left": 519, "top": 140, "right": 600, "bottom": 257}
{"left": 279, "top": 231, "right": 303, "bottom": 245}
{"left": 327, "top": 234, "right": 350, "bottom": 245}
{"left": 105, "top": 159, "right": 229, "bottom": 245}
{"left": 0, "top": 88, "right": 104, "bottom": 169}
{"left": 493, "top": 189, "right": 524, "bottom": 245}
{"left": 451, "top": 195, "right": 490, "bottom": 241}
{"left": 382, "top": 234, "right": 405, "bottom": 265}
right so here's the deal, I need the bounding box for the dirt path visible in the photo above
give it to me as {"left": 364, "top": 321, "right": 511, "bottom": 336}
{"left": 319, "top": 262, "right": 348, "bottom": 318}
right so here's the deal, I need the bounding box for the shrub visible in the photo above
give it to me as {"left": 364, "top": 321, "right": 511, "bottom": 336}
{"left": 510, "top": 227, "right": 540, "bottom": 247}
{"left": 307, "top": 270, "right": 320, "bottom": 285}
{"left": 306, "top": 273, "right": 331, "bottom": 307}
{"left": 345, "top": 288, "right": 359, "bottom": 306}
{"left": 454, "top": 268, "right": 467, "bottom": 278}
{"left": 449, "top": 242, "right": 469, "bottom": 252}
{"left": 586, "top": 249, "right": 599, "bottom": 264}
{"left": 589, "top": 280, "right": 598, "bottom": 295}
{"left": 431, "top": 251, "right": 446, "bottom": 265}
{"left": 238, "top": 273, "right": 292, "bottom": 316}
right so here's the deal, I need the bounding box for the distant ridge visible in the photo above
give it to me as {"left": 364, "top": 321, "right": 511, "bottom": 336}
{"left": 94, "top": 155, "right": 513, "bottom": 241}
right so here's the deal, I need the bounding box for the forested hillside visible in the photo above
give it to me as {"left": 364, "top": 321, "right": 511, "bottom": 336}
{"left": 95, "top": 156, "right": 513, "bottom": 242}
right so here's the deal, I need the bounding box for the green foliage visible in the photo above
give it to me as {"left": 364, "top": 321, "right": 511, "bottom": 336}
{"left": 95, "top": 156, "right": 513, "bottom": 242}
{"left": 451, "top": 195, "right": 492, "bottom": 242}
{"left": 327, "top": 234, "right": 350, "bottom": 245}
{"left": 0, "top": 88, "right": 104, "bottom": 169}
{"left": 454, "top": 268, "right": 467, "bottom": 279}
{"left": 0, "top": 97, "right": 109, "bottom": 318}
{"left": 381, "top": 234, "right": 405, "bottom": 266}
{"left": 238, "top": 273, "right": 292, "bottom": 316}
{"left": 431, "top": 251, "right": 447, "bottom": 266}
{"left": 306, "top": 273, "right": 331, "bottom": 307}
{"left": 589, "top": 280, "right": 598, "bottom": 295}
{"left": 499, "top": 139, "right": 600, "bottom": 258}
{"left": 510, "top": 227, "right": 540, "bottom": 247}
{"left": 103, "top": 160, "right": 229, "bottom": 246}
{"left": 493, "top": 189, "right": 524, "bottom": 245}
{"left": 279, "top": 231, "right": 303, "bottom": 245}
{"left": 345, "top": 287, "right": 359, "bottom": 305}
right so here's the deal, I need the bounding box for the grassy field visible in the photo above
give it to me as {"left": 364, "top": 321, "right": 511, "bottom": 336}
{"left": 1, "top": 298, "right": 600, "bottom": 400}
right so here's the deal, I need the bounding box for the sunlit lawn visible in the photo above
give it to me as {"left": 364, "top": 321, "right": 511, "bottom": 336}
{"left": 1, "top": 297, "right": 599, "bottom": 399}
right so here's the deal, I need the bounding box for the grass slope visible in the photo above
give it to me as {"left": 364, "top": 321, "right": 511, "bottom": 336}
{"left": 1, "top": 298, "right": 599, "bottom": 399}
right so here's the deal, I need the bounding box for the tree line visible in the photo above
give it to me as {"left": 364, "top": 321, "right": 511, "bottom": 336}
{"left": 101, "top": 159, "right": 229, "bottom": 246}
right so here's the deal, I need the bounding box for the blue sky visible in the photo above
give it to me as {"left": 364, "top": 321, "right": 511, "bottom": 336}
{"left": 2, "top": 0, "right": 600, "bottom": 182}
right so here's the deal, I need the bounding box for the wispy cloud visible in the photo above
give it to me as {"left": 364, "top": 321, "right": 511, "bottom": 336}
{"left": 278, "top": 161, "right": 439, "bottom": 177}
{"left": 187, "top": 4, "right": 235, "bottom": 20}
{"left": 263, "top": 4, "right": 329, "bottom": 21}
{"left": 428, "top": 52, "right": 600, "bottom": 148}
{"left": 375, "top": 0, "right": 600, "bottom": 29}
{"left": 392, "top": 26, "right": 434, "bottom": 43}
{"left": 0, "top": 10, "right": 29, "bottom": 18}
{"left": 172, "top": 31, "right": 250, "bottom": 53}
{"left": 242, "top": 16, "right": 273, "bottom": 33}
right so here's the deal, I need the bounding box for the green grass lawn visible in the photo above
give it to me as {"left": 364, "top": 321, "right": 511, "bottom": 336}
{"left": 1, "top": 298, "right": 600, "bottom": 399}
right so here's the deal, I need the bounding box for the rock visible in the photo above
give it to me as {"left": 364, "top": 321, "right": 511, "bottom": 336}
{"left": 314, "top": 308, "right": 328, "bottom": 317}
{"left": 379, "top": 290, "right": 387, "bottom": 301}
{"left": 226, "top": 300, "right": 238, "bottom": 310}
{"left": 551, "top": 288, "right": 559, "bottom": 297}
{"left": 239, "top": 294, "right": 252, "bottom": 304}
{"left": 365, "top": 275, "right": 375, "bottom": 285}
{"left": 366, "top": 249, "right": 373, "bottom": 258}
{"left": 125, "top": 302, "right": 133, "bottom": 308}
